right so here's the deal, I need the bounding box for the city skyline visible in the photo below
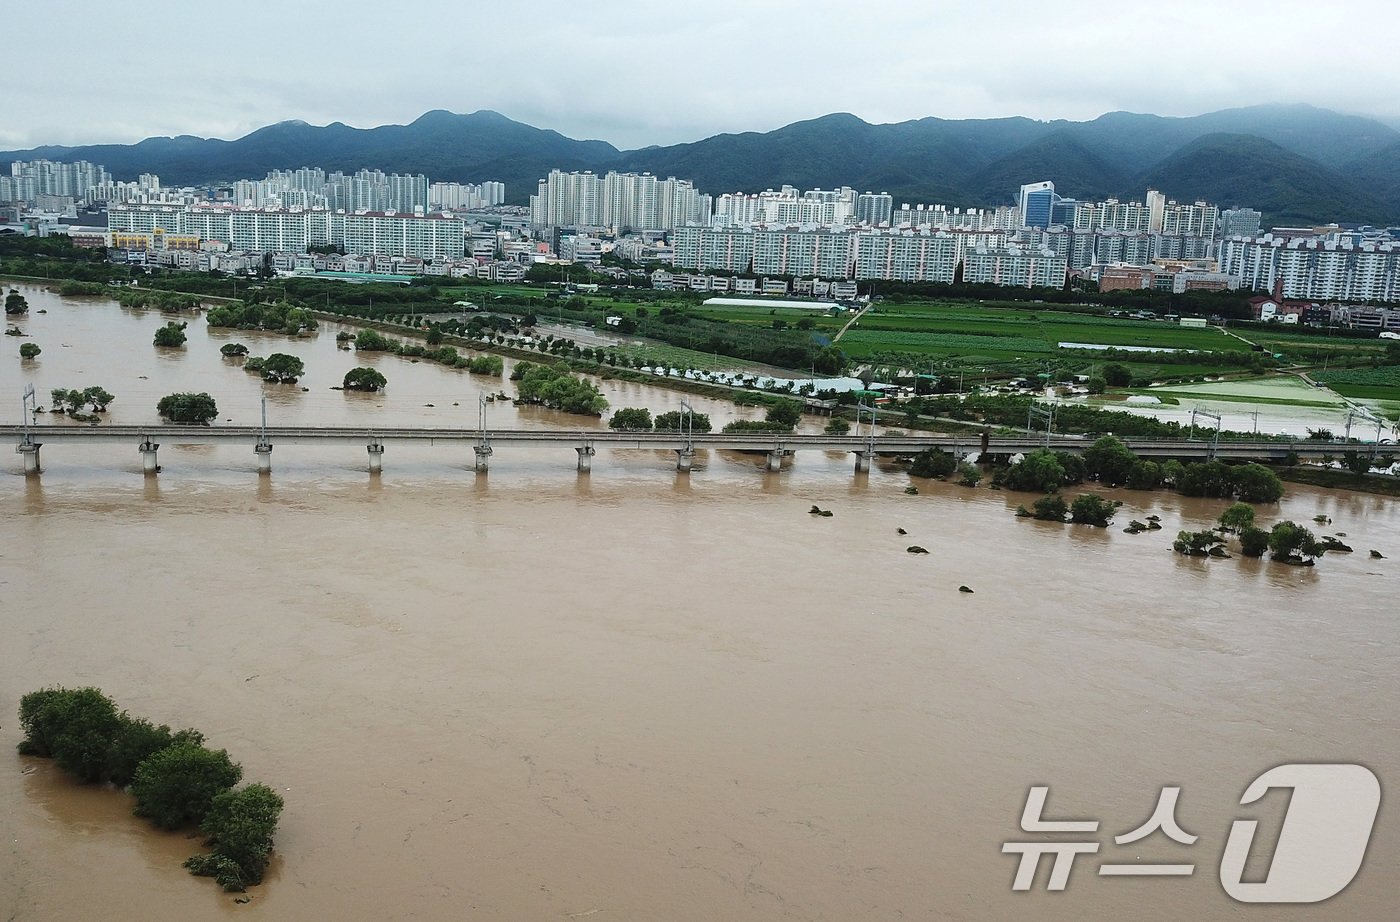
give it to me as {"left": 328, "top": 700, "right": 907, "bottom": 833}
{"left": 2, "top": 0, "right": 1397, "bottom": 151}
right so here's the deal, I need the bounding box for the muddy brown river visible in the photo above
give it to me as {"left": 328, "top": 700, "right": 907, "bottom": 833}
{"left": 2, "top": 283, "right": 1396, "bottom": 920}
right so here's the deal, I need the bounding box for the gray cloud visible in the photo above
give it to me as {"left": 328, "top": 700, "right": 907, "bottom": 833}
{"left": 2, "top": 0, "right": 1396, "bottom": 151}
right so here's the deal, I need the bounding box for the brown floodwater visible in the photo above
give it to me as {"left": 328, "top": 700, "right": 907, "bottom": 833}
{"left": 1, "top": 282, "right": 1397, "bottom": 920}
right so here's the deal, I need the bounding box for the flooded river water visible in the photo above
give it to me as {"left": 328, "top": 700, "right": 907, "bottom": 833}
{"left": 2, "top": 282, "right": 1396, "bottom": 920}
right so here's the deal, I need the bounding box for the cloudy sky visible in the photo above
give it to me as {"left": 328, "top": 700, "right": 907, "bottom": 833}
{"left": 2, "top": 0, "right": 1395, "bottom": 151}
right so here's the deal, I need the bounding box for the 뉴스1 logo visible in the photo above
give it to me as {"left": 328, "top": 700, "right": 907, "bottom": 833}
{"left": 1002, "top": 763, "right": 1381, "bottom": 903}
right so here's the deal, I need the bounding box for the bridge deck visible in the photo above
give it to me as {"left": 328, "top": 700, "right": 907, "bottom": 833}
{"left": 1, "top": 424, "right": 1348, "bottom": 460}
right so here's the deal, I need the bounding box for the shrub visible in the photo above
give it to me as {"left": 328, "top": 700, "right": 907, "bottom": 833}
{"left": 654, "top": 410, "right": 712, "bottom": 432}
{"left": 157, "top": 393, "right": 218, "bottom": 424}
{"left": 999, "top": 449, "right": 1067, "bottom": 492}
{"left": 1069, "top": 494, "right": 1121, "bottom": 526}
{"left": 153, "top": 321, "right": 188, "bottom": 347}
{"left": 1218, "top": 502, "right": 1256, "bottom": 533}
{"left": 1173, "top": 530, "right": 1224, "bottom": 556}
{"left": 1102, "top": 363, "right": 1132, "bottom": 387}
{"left": 909, "top": 448, "right": 958, "bottom": 479}
{"left": 106, "top": 716, "right": 204, "bottom": 788}
{"left": 19, "top": 342, "right": 41, "bottom": 358}
{"left": 1125, "top": 459, "right": 1163, "bottom": 490}
{"left": 1030, "top": 494, "right": 1069, "bottom": 521}
{"left": 1175, "top": 460, "right": 1234, "bottom": 498}
{"left": 1268, "top": 521, "right": 1323, "bottom": 563}
{"left": 220, "top": 343, "right": 249, "bottom": 357}
{"left": 765, "top": 399, "right": 802, "bottom": 429}
{"left": 16, "top": 687, "right": 121, "bottom": 783}
{"left": 1083, "top": 435, "right": 1136, "bottom": 485}
{"left": 609, "top": 407, "right": 653, "bottom": 431}
{"left": 343, "top": 367, "right": 387, "bottom": 391}
{"left": 260, "top": 353, "right": 304, "bottom": 383}
{"left": 130, "top": 743, "right": 242, "bottom": 829}
{"left": 957, "top": 462, "right": 982, "bottom": 487}
{"left": 1239, "top": 525, "right": 1270, "bottom": 558}
{"left": 1231, "top": 463, "right": 1284, "bottom": 503}
{"left": 188, "top": 783, "right": 284, "bottom": 890}
{"left": 824, "top": 417, "right": 851, "bottom": 435}
{"left": 467, "top": 355, "right": 503, "bottom": 376}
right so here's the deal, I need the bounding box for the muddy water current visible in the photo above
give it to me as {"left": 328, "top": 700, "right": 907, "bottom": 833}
{"left": 1, "top": 282, "right": 1396, "bottom": 920}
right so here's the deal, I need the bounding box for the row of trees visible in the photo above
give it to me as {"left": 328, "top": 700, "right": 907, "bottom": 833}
{"left": 607, "top": 407, "right": 716, "bottom": 432}
{"left": 511, "top": 361, "right": 608, "bottom": 415}
{"left": 17, "top": 687, "right": 283, "bottom": 892}
{"left": 50, "top": 386, "right": 115, "bottom": 414}
{"left": 355, "top": 328, "right": 504, "bottom": 376}
{"left": 1175, "top": 512, "right": 1331, "bottom": 565}
{"left": 997, "top": 437, "right": 1285, "bottom": 503}
{"left": 206, "top": 301, "right": 317, "bottom": 335}
{"left": 1016, "top": 493, "right": 1123, "bottom": 526}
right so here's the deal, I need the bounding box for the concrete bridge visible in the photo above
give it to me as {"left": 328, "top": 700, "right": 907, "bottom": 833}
{"left": 3, "top": 423, "right": 1349, "bottom": 477}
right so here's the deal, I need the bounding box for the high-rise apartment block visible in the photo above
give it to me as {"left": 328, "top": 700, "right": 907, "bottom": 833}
{"left": 529, "top": 170, "right": 710, "bottom": 231}
{"left": 1218, "top": 234, "right": 1400, "bottom": 301}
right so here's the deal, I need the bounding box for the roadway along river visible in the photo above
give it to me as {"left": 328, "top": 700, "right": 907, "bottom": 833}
{"left": 2, "top": 282, "right": 1397, "bottom": 920}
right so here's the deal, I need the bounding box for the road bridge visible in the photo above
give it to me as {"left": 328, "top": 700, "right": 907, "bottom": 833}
{"left": 3, "top": 423, "right": 1350, "bottom": 477}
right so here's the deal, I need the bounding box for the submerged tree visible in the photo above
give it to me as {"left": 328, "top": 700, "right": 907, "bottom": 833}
{"left": 342, "top": 367, "right": 387, "bottom": 392}
{"left": 153, "top": 321, "right": 188, "bottom": 347}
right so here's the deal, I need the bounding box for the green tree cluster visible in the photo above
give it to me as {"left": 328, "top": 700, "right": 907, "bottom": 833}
{"left": 512, "top": 362, "right": 608, "bottom": 415}
{"left": 20, "top": 342, "right": 41, "bottom": 359}
{"left": 153, "top": 321, "right": 188, "bottom": 347}
{"left": 909, "top": 448, "right": 958, "bottom": 479}
{"left": 343, "top": 367, "right": 388, "bottom": 391}
{"left": 1218, "top": 502, "right": 1256, "bottom": 532}
{"left": 157, "top": 392, "right": 218, "bottom": 424}
{"left": 609, "top": 407, "right": 653, "bottom": 430}
{"left": 1173, "top": 530, "right": 1225, "bottom": 556}
{"left": 16, "top": 687, "right": 282, "bottom": 893}
{"left": 5, "top": 289, "right": 29, "bottom": 315}
{"left": 50, "top": 386, "right": 115, "bottom": 414}
{"left": 259, "top": 353, "right": 305, "bottom": 383}
{"left": 1267, "top": 521, "right": 1324, "bottom": 564}
{"left": 206, "top": 301, "right": 316, "bottom": 335}
{"left": 1070, "top": 494, "right": 1121, "bottom": 526}
{"left": 654, "top": 410, "right": 713, "bottom": 432}
{"left": 220, "top": 342, "right": 249, "bottom": 357}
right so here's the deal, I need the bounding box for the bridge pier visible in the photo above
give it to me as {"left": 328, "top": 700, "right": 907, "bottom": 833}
{"left": 473, "top": 444, "right": 492, "bottom": 473}
{"left": 16, "top": 441, "right": 41, "bottom": 476}
{"left": 575, "top": 444, "right": 595, "bottom": 472}
{"left": 367, "top": 440, "right": 384, "bottom": 473}
{"left": 853, "top": 450, "right": 870, "bottom": 473}
{"left": 765, "top": 448, "right": 784, "bottom": 472}
{"left": 139, "top": 439, "right": 160, "bottom": 475}
{"left": 675, "top": 448, "right": 695, "bottom": 472}
{"left": 254, "top": 442, "right": 273, "bottom": 475}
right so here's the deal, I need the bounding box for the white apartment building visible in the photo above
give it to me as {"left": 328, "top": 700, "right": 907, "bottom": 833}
{"left": 529, "top": 170, "right": 710, "bottom": 231}
{"left": 963, "top": 245, "right": 1068, "bottom": 288}
{"left": 853, "top": 231, "right": 959, "bottom": 283}
{"left": 751, "top": 228, "right": 855, "bottom": 277}
{"left": 671, "top": 225, "right": 755, "bottom": 272}
{"left": 108, "top": 204, "right": 466, "bottom": 259}
{"left": 1218, "top": 235, "right": 1400, "bottom": 301}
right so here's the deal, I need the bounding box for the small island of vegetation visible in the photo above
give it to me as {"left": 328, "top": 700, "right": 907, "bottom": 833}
{"left": 17, "top": 687, "right": 283, "bottom": 893}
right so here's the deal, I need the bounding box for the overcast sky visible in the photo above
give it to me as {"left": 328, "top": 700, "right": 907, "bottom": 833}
{"left": 3, "top": 0, "right": 1396, "bottom": 151}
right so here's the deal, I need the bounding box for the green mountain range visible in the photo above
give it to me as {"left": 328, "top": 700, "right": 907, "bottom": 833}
{"left": 3, "top": 104, "right": 1396, "bottom": 226}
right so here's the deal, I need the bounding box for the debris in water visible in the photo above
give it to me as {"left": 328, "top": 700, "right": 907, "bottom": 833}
{"left": 897, "top": 527, "right": 908, "bottom": 535}
{"left": 906, "top": 545, "right": 929, "bottom": 554}
{"left": 958, "top": 585, "right": 974, "bottom": 593}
